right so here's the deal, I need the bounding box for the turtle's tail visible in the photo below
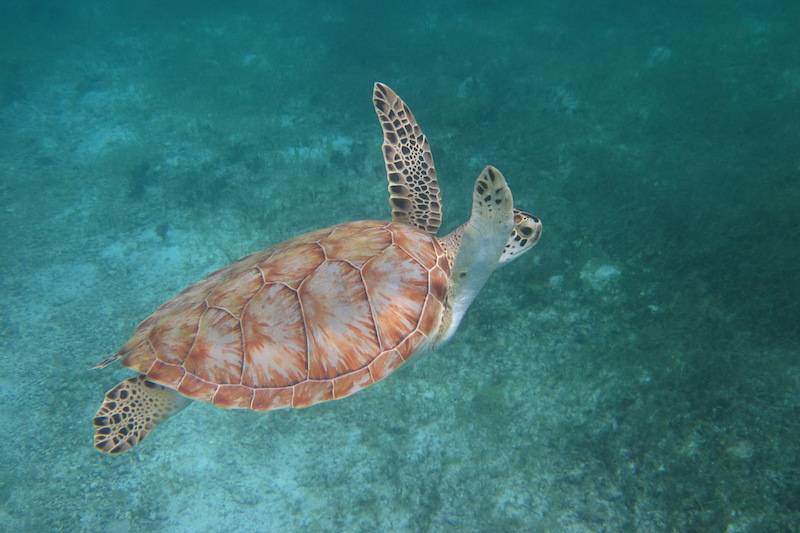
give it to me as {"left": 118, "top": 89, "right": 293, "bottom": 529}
{"left": 91, "top": 351, "right": 124, "bottom": 369}
{"left": 93, "top": 375, "right": 189, "bottom": 455}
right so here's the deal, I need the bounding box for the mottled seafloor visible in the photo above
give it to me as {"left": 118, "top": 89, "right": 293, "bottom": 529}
{"left": 1, "top": 1, "right": 799, "bottom": 532}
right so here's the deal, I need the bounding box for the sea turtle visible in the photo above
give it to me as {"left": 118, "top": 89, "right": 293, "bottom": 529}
{"left": 92, "top": 83, "right": 543, "bottom": 454}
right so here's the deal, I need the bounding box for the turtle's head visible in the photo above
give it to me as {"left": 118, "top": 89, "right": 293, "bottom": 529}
{"left": 498, "top": 208, "right": 542, "bottom": 266}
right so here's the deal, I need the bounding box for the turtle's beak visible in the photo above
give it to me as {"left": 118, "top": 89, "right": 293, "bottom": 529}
{"left": 528, "top": 215, "right": 542, "bottom": 246}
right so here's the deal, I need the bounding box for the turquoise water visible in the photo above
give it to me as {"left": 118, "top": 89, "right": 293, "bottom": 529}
{"left": 2, "top": 1, "right": 799, "bottom": 531}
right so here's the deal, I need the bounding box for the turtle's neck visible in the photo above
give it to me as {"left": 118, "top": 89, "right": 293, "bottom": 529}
{"left": 436, "top": 220, "right": 505, "bottom": 344}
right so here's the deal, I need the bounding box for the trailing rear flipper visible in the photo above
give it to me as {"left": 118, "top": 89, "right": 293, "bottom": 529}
{"left": 93, "top": 376, "right": 188, "bottom": 455}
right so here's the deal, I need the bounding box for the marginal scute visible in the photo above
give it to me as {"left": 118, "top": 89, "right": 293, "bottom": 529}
{"left": 432, "top": 239, "right": 450, "bottom": 274}
{"left": 436, "top": 252, "right": 451, "bottom": 276}
{"left": 252, "top": 388, "right": 293, "bottom": 410}
{"left": 397, "top": 330, "right": 427, "bottom": 360}
{"left": 369, "top": 349, "right": 404, "bottom": 382}
{"left": 213, "top": 385, "right": 254, "bottom": 409}
{"left": 429, "top": 266, "right": 449, "bottom": 303}
{"left": 418, "top": 296, "right": 444, "bottom": 336}
{"left": 293, "top": 380, "right": 333, "bottom": 408}
{"left": 333, "top": 367, "right": 373, "bottom": 399}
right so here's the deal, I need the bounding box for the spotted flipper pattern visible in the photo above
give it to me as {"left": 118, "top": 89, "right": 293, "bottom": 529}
{"left": 471, "top": 166, "right": 514, "bottom": 229}
{"left": 93, "top": 375, "right": 188, "bottom": 455}
{"left": 373, "top": 82, "right": 442, "bottom": 234}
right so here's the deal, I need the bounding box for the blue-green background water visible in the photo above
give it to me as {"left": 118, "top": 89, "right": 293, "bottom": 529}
{"left": 2, "top": 1, "right": 799, "bottom": 531}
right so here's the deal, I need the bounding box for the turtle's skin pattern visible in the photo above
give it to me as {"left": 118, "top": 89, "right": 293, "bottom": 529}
{"left": 118, "top": 220, "right": 451, "bottom": 410}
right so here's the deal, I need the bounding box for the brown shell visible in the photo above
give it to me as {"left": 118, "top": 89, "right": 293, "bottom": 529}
{"left": 119, "top": 221, "right": 450, "bottom": 410}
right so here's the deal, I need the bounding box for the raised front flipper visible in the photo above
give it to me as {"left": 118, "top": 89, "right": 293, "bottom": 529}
{"left": 373, "top": 82, "right": 442, "bottom": 234}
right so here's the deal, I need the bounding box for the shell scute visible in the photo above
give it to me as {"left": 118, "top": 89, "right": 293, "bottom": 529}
{"left": 147, "top": 303, "right": 205, "bottom": 365}
{"left": 206, "top": 268, "right": 263, "bottom": 317}
{"left": 182, "top": 308, "right": 242, "bottom": 384}
{"left": 123, "top": 340, "right": 156, "bottom": 374}
{"left": 391, "top": 224, "right": 437, "bottom": 268}
{"left": 258, "top": 243, "right": 325, "bottom": 286}
{"left": 177, "top": 374, "right": 217, "bottom": 402}
{"left": 362, "top": 245, "right": 428, "bottom": 349}
{"left": 301, "top": 261, "right": 380, "bottom": 379}
{"left": 147, "top": 360, "right": 184, "bottom": 388}
{"left": 241, "top": 283, "right": 307, "bottom": 388}
{"left": 328, "top": 220, "right": 386, "bottom": 239}
{"left": 320, "top": 225, "right": 392, "bottom": 267}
